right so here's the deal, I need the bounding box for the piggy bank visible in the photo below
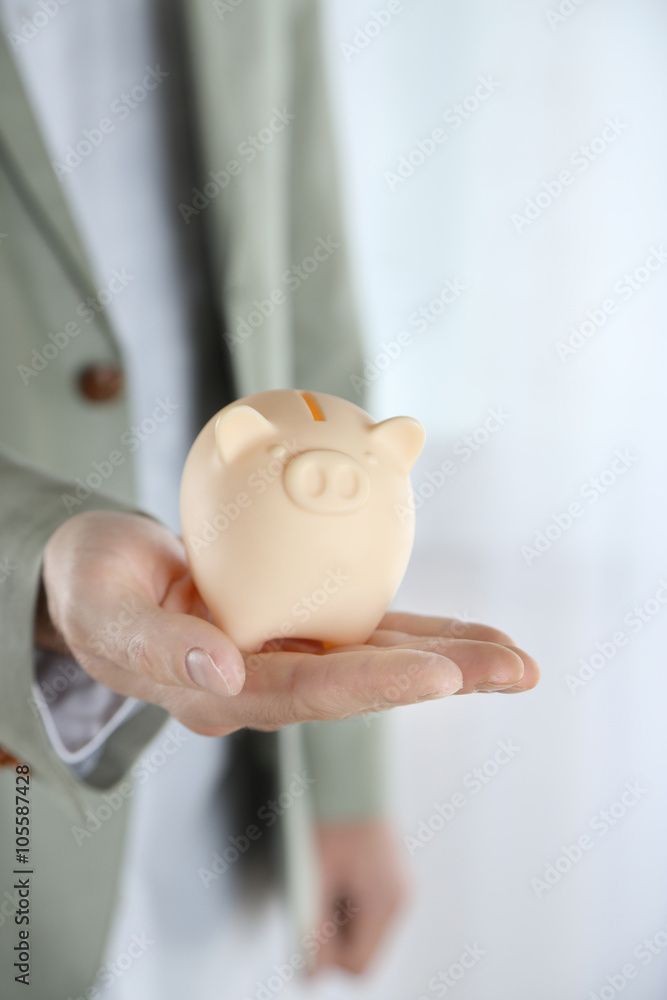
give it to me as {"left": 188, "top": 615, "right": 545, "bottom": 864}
{"left": 180, "top": 389, "right": 424, "bottom": 652}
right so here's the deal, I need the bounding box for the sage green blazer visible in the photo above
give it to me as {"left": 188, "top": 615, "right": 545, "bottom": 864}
{"left": 0, "top": 4, "right": 387, "bottom": 997}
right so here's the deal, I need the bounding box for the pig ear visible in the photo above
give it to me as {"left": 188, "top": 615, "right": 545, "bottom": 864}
{"left": 369, "top": 416, "right": 425, "bottom": 473}
{"left": 214, "top": 405, "right": 276, "bottom": 465}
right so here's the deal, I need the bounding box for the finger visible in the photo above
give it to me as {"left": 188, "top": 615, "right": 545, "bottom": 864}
{"left": 435, "top": 640, "right": 526, "bottom": 693}
{"left": 335, "top": 634, "right": 527, "bottom": 693}
{"left": 331, "top": 899, "right": 395, "bottom": 974}
{"left": 259, "top": 637, "right": 325, "bottom": 655}
{"left": 496, "top": 646, "right": 541, "bottom": 691}
{"left": 336, "top": 921, "right": 384, "bottom": 974}
{"left": 86, "top": 593, "right": 246, "bottom": 697}
{"left": 159, "top": 571, "right": 212, "bottom": 621}
{"left": 309, "top": 902, "right": 347, "bottom": 972}
{"left": 69, "top": 653, "right": 247, "bottom": 739}
{"left": 378, "top": 611, "right": 516, "bottom": 647}
{"left": 257, "top": 629, "right": 534, "bottom": 695}
{"left": 234, "top": 647, "right": 464, "bottom": 729}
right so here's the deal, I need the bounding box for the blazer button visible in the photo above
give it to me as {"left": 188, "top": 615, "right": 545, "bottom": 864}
{"left": 78, "top": 363, "right": 124, "bottom": 402}
{"left": 0, "top": 747, "right": 20, "bottom": 768}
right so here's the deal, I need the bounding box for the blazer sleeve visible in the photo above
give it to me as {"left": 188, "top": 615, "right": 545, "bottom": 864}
{"left": 0, "top": 446, "right": 168, "bottom": 821}
{"left": 299, "top": 716, "right": 390, "bottom": 822}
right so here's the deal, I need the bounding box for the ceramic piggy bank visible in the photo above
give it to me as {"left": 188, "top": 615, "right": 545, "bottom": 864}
{"left": 180, "top": 389, "right": 425, "bottom": 652}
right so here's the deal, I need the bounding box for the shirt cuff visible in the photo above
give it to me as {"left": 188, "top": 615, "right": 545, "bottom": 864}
{"left": 32, "top": 648, "right": 143, "bottom": 774}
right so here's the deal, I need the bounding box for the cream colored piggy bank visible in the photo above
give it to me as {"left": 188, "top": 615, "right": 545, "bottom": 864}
{"left": 180, "top": 389, "right": 424, "bottom": 652}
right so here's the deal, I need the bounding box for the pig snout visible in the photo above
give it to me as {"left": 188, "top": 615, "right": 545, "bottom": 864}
{"left": 283, "top": 450, "right": 371, "bottom": 513}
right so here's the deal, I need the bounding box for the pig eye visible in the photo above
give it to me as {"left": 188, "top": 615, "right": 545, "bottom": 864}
{"left": 365, "top": 452, "right": 378, "bottom": 466}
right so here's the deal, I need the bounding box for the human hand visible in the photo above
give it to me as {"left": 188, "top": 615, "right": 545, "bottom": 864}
{"left": 39, "top": 512, "right": 539, "bottom": 736}
{"left": 357, "top": 610, "right": 540, "bottom": 699}
{"left": 311, "top": 820, "right": 409, "bottom": 974}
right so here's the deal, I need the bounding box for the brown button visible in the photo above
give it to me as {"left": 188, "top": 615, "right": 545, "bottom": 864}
{"left": 0, "top": 747, "right": 21, "bottom": 769}
{"left": 78, "top": 363, "right": 124, "bottom": 402}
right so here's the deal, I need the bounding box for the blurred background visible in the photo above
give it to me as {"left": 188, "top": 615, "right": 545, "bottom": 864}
{"left": 6, "top": 0, "right": 667, "bottom": 996}
{"left": 305, "top": 0, "right": 667, "bottom": 997}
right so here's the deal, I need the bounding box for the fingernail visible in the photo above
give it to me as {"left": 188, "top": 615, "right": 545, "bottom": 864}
{"left": 475, "top": 682, "right": 510, "bottom": 692}
{"left": 185, "top": 647, "right": 239, "bottom": 696}
{"left": 415, "top": 691, "right": 450, "bottom": 702}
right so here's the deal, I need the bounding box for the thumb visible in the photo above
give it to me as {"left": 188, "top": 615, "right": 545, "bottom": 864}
{"left": 90, "top": 595, "right": 246, "bottom": 696}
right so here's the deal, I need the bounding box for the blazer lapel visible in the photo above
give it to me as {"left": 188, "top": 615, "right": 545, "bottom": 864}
{"left": 0, "top": 30, "right": 105, "bottom": 304}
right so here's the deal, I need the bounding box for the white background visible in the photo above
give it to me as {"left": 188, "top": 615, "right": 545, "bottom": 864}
{"left": 6, "top": 0, "right": 667, "bottom": 996}
{"left": 307, "top": 0, "right": 667, "bottom": 997}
